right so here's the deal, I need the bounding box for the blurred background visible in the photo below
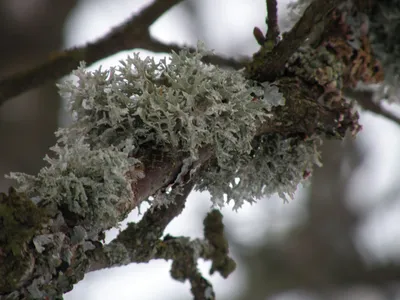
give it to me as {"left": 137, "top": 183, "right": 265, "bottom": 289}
{"left": 1, "top": 0, "right": 400, "bottom": 299}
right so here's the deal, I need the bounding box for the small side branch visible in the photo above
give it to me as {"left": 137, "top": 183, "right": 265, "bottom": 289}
{"left": 89, "top": 179, "right": 196, "bottom": 271}
{"left": 161, "top": 236, "right": 217, "bottom": 300}
{"left": 88, "top": 197, "right": 236, "bottom": 300}
{"left": 344, "top": 88, "right": 400, "bottom": 127}
{"left": 252, "top": 0, "right": 280, "bottom": 47}
{"left": 143, "top": 38, "right": 245, "bottom": 70}
{"left": 247, "top": 0, "right": 344, "bottom": 82}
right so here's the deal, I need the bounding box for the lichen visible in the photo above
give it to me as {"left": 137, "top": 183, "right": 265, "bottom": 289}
{"left": 203, "top": 210, "right": 235, "bottom": 278}
{"left": 197, "top": 134, "right": 321, "bottom": 209}
{"left": 102, "top": 242, "right": 130, "bottom": 267}
{"left": 9, "top": 138, "right": 138, "bottom": 230}
{"left": 8, "top": 42, "right": 321, "bottom": 211}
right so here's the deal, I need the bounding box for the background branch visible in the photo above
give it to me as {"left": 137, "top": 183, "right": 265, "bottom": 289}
{"left": 344, "top": 88, "right": 400, "bottom": 127}
{"left": 0, "top": 0, "right": 243, "bottom": 107}
{"left": 0, "top": 0, "right": 183, "bottom": 106}
{"left": 142, "top": 38, "right": 245, "bottom": 69}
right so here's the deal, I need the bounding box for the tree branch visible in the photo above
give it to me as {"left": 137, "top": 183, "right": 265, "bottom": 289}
{"left": 247, "top": 0, "right": 344, "bottom": 82}
{"left": 88, "top": 190, "right": 235, "bottom": 300}
{"left": 266, "top": 0, "right": 280, "bottom": 43}
{"left": 0, "top": 0, "right": 183, "bottom": 106}
{"left": 344, "top": 88, "right": 400, "bottom": 127}
{"left": 0, "top": 0, "right": 245, "bottom": 107}
{"left": 88, "top": 178, "right": 196, "bottom": 272}
{"left": 142, "top": 38, "right": 245, "bottom": 69}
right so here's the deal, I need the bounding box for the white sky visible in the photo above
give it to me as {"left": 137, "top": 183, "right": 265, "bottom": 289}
{"left": 62, "top": 1, "right": 400, "bottom": 299}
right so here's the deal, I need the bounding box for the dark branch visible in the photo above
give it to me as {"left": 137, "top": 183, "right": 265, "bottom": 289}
{"left": 88, "top": 190, "right": 235, "bottom": 300}
{"left": 88, "top": 179, "right": 196, "bottom": 272}
{"left": 0, "top": 0, "right": 184, "bottom": 106}
{"left": 344, "top": 88, "right": 400, "bottom": 127}
{"left": 266, "top": 0, "right": 280, "bottom": 43}
{"left": 142, "top": 38, "right": 245, "bottom": 70}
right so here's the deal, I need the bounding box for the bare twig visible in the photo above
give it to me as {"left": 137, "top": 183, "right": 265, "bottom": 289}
{"left": 142, "top": 38, "right": 245, "bottom": 69}
{"left": 361, "top": 100, "right": 400, "bottom": 126}
{"left": 252, "top": 0, "right": 280, "bottom": 46}
{"left": 344, "top": 88, "right": 400, "bottom": 127}
{"left": 266, "top": 0, "right": 280, "bottom": 43}
{"left": 0, "top": 0, "right": 184, "bottom": 106}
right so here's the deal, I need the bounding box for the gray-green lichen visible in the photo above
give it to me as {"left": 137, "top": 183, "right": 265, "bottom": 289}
{"left": 8, "top": 42, "right": 319, "bottom": 212}
{"left": 9, "top": 138, "right": 138, "bottom": 229}
{"left": 102, "top": 242, "right": 130, "bottom": 267}
{"left": 197, "top": 134, "right": 321, "bottom": 209}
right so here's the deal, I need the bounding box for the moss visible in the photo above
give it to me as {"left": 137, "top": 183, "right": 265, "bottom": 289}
{"left": 0, "top": 187, "right": 47, "bottom": 256}
{"left": 0, "top": 187, "right": 48, "bottom": 293}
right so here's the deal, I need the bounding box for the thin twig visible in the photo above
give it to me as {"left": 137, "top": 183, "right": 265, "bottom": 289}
{"left": 266, "top": 0, "right": 280, "bottom": 43}
{"left": 344, "top": 88, "right": 400, "bottom": 127}
{"left": 143, "top": 38, "right": 245, "bottom": 69}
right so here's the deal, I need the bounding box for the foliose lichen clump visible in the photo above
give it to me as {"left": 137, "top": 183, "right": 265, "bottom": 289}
{"left": 9, "top": 42, "right": 320, "bottom": 216}
{"left": 9, "top": 138, "right": 139, "bottom": 229}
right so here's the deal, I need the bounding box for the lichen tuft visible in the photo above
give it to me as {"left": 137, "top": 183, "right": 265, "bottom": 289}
{"left": 8, "top": 42, "right": 320, "bottom": 212}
